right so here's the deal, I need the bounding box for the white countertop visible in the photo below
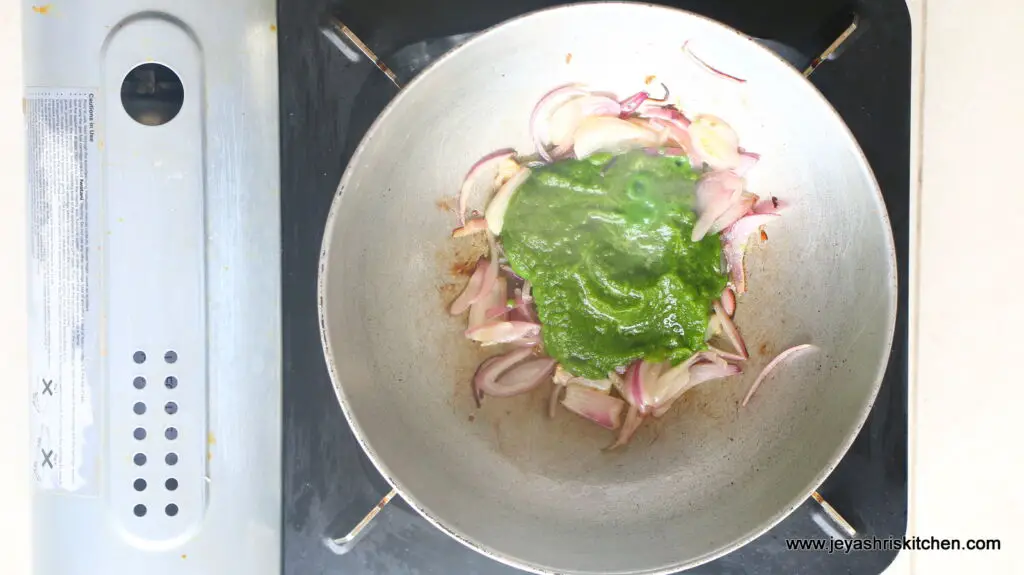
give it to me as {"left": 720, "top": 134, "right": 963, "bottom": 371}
{"left": 2, "top": 0, "right": 1021, "bottom": 573}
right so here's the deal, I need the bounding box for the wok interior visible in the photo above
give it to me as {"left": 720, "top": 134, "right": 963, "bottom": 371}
{"left": 321, "top": 4, "right": 896, "bottom": 573}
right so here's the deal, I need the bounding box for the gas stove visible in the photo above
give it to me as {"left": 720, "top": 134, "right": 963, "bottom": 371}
{"left": 23, "top": 0, "right": 908, "bottom": 573}
{"left": 279, "top": 1, "right": 910, "bottom": 574}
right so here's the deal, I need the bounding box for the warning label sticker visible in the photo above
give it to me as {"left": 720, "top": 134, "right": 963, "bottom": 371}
{"left": 26, "top": 88, "right": 100, "bottom": 494}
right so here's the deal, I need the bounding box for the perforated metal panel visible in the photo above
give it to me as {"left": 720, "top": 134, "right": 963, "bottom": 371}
{"left": 24, "top": 0, "right": 281, "bottom": 572}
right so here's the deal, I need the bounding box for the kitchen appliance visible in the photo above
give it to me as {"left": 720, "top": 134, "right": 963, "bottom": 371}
{"left": 317, "top": 3, "right": 897, "bottom": 573}
{"left": 25, "top": 0, "right": 910, "bottom": 573}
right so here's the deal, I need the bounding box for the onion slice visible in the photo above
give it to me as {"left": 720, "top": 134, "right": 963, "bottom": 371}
{"left": 734, "top": 150, "right": 760, "bottom": 177}
{"left": 689, "top": 114, "right": 742, "bottom": 171}
{"left": 473, "top": 347, "right": 538, "bottom": 401}
{"left": 571, "top": 116, "right": 662, "bottom": 159}
{"left": 548, "top": 382, "right": 563, "bottom": 418}
{"left": 457, "top": 149, "right": 516, "bottom": 225}
{"left": 449, "top": 257, "right": 490, "bottom": 316}
{"left": 683, "top": 40, "right": 747, "bottom": 83}
{"left": 485, "top": 167, "right": 531, "bottom": 235}
{"left": 605, "top": 405, "right": 644, "bottom": 450}
{"left": 713, "top": 300, "right": 747, "bottom": 359}
{"left": 486, "top": 357, "right": 557, "bottom": 398}
{"left": 708, "top": 192, "right": 759, "bottom": 236}
{"left": 618, "top": 91, "right": 649, "bottom": 116}
{"left": 531, "top": 84, "right": 590, "bottom": 161}
{"left": 721, "top": 286, "right": 736, "bottom": 317}
{"left": 468, "top": 273, "right": 507, "bottom": 330}
{"left": 742, "top": 344, "right": 818, "bottom": 407}
{"left": 465, "top": 320, "right": 541, "bottom": 345}
{"left": 692, "top": 172, "right": 745, "bottom": 242}
{"left": 652, "top": 361, "right": 742, "bottom": 418}
{"left": 548, "top": 95, "right": 622, "bottom": 149}
{"left": 708, "top": 345, "right": 746, "bottom": 362}
{"left": 722, "top": 213, "right": 780, "bottom": 293}
{"left": 561, "top": 385, "right": 626, "bottom": 430}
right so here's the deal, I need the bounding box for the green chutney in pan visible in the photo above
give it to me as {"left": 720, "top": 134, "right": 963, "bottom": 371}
{"left": 501, "top": 150, "right": 726, "bottom": 379}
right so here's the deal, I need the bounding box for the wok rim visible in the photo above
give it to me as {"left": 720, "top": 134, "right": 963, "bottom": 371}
{"left": 316, "top": 2, "right": 899, "bottom": 573}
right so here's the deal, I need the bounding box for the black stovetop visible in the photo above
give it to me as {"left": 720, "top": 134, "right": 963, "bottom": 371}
{"left": 278, "top": 1, "right": 910, "bottom": 573}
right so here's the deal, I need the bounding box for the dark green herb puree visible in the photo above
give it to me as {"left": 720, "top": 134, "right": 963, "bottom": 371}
{"left": 501, "top": 150, "right": 726, "bottom": 379}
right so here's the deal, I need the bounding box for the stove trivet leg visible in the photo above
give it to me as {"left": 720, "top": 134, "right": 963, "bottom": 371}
{"left": 320, "top": 17, "right": 402, "bottom": 89}
{"left": 810, "top": 490, "right": 858, "bottom": 539}
{"left": 324, "top": 488, "right": 399, "bottom": 553}
{"left": 803, "top": 16, "right": 860, "bottom": 77}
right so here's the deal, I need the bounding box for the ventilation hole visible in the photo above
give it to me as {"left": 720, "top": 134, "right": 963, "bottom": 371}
{"left": 165, "top": 401, "right": 178, "bottom": 415}
{"left": 133, "top": 376, "right": 146, "bottom": 389}
{"left": 133, "top": 402, "right": 146, "bottom": 415}
{"left": 165, "top": 427, "right": 178, "bottom": 440}
{"left": 164, "top": 376, "right": 178, "bottom": 390}
{"left": 133, "top": 351, "right": 146, "bottom": 364}
{"left": 165, "top": 478, "right": 178, "bottom": 491}
{"left": 121, "top": 63, "right": 185, "bottom": 127}
{"left": 133, "top": 504, "right": 147, "bottom": 517}
{"left": 164, "top": 350, "right": 178, "bottom": 364}
{"left": 133, "top": 427, "right": 147, "bottom": 440}
{"left": 165, "top": 452, "right": 178, "bottom": 465}
{"left": 165, "top": 503, "right": 179, "bottom": 517}
{"left": 133, "top": 453, "right": 147, "bottom": 466}
{"left": 133, "top": 478, "right": 147, "bottom": 491}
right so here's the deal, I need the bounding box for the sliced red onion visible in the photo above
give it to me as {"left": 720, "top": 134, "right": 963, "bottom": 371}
{"left": 683, "top": 40, "right": 747, "bottom": 83}
{"left": 511, "top": 334, "right": 542, "bottom": 348}
{"left": 692, "top": 172, "right": 745, "bottom": 242}
{"left": 473, "top": 347, "right": 538, "bottom": 401}
{"left": 742, "top": 344, "right": 818, "bottom": 407}
{"left": 571, "top": 116, "right": 662, "bottom": 159}
{"left": 468, "top": 232, "right": 501, "bottom": 312}
{"left": 647, "top": 351, "right": 717, "bottom": 407}
{"left": 708, "top": 192, "right": 759, "bottom": 236}
{"left": 561, "top": 385, "right": 625, "bottom": 430}
{"left": 704, "top": 313, "right": 721, "bottom": 342}
{"left": 753, "top": 196, "right": 786, "bottom": 215}
{"left": 522, "top": 280, "right": 533, "bottom": 302}
{"left": 548, "top": 382, "right": 563, "bottom": 418}
{"left": 565, "top": 375, "right": 614, "bottom": 394}
{"left": 652, "top": 361, "right": 742, "bottom": 418}
{"left": 485, "top": 167, "right": 531, "bottom": 235}
{"left": 468, "top": 274, "right": 507, "bottom": 330}
{"left": 449, "top": 257, "right": 490, "bottom": 316}
{"left": 508, "top": 289, "right": 539, "bottom": 324}
{"left": 531, "top": 84, "right": 590, "bottom": 161}
{"left": 605, "top": 405, "right": 644, "bottom": 450}
{"left": 708, "top": 345, "right": 746, "bottom": 363}
{"left": 548, "top": 95, "right": 622, "bottom": 149}
{"left": 483, "top": 305, "right": 509, "bottom": 321}
{"left": 452, "top": 218, "right": 489, "bottom": 238}
{"left": 618, "top": 91, "right": 649, "bottom": 116}
{"left": 722, "top": 213, "right": 780, "bottom": 293}
{"left": 689, "top": 114, "right": 742, "bottom": 171}
{"left": 721, "top": 286, "right": 736, "bottom": 317}
{"left": 622, "top": 361, "right": 645, "bottom": 410}
{"left": 465, "top": 320, "right": 541, "bottom": 346}
{"left": 457, "top": 149, "right": 516, "bottom": 225}
{"left": 637, "top": 103, "right": 691, "bottom": 127}
{"left": 713, "top": 300, "right": 748, "bottom": 359}
{"left": 485, "top": 357, "right": 557, "bottom": 398}
{"left": 734, "top": 150, "right": 760, "bottom": 177}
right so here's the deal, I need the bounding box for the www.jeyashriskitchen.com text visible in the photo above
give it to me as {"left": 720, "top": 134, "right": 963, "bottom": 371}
{"left": 786, "top": 536, "right": 1001, "bottom": 554}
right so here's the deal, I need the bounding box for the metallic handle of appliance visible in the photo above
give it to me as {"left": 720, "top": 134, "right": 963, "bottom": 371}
{"left": 318, "top": 15, "right": 863, "bottom": 554}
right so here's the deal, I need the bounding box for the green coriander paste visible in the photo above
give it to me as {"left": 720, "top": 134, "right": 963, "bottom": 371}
{"left": 501, "top": 150, "right": 727, "bottom": 379}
